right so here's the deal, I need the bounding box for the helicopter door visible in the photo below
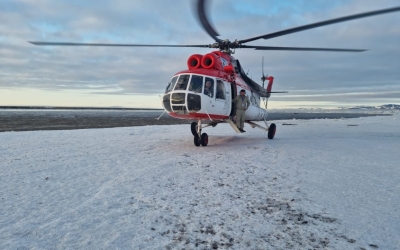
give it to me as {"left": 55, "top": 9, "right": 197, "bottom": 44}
{"left": 230, "top": 81, "right": 237, "bottom": 117}
{"left": 214, "top": 79, "right": 231, "bottom": 116}
{"left": 203, "top": 77, "right": 215, "bottom": 113}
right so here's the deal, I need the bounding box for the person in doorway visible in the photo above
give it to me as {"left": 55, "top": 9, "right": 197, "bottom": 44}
{"left": 234, "top": 89, "right": 250, "bottom": 132}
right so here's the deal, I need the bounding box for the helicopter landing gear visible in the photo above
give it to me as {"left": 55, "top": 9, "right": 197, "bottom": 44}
{"left": 245, "top": 120, "right": 277, "bottom": 140}
{"left": 192, "top": 120, "right": 208, "bottom": 147}
{"left": 191, "top": 122, "right": 198, "bottom": 136}
{"left": 268, "top": 123, "right": 276, "bottom": 139}
{"left": 194, "top": 134, "right": 201, "bottom": 146}
{"left": 200, "top": 133, "right": 208, "bottom": 146}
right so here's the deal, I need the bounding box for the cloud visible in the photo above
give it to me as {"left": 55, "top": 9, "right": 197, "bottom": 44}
{"left": 0, "top": 0, "right": 399, "bottom": 107}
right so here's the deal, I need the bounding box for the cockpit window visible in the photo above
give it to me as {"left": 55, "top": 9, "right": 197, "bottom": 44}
{"left": 188, "top": 75, "right": 203, "bottom": 93}
{"left": 204, "top": 77, "right": 214, "bottom": 98}
{"left": 165, "top": 76, "right": 178, "bottom": 93}
{"left": 174, "top": 74, "right": 190, "bottom": 91}
{"left": 216, "top": 80, "right": 226, "bottom": 100}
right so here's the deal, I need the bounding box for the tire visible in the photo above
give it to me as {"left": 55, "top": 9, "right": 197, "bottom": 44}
{"left": 194, "top": 134, "right": 201, "bottom": 146}
{"left": 191, "top": 122, "right": 198, "bottom": 136}
{"left": 268, "top": 123, "right": 276, "bottom": 139}
{"left": 200, "top": 133, "right": 208, "bottom": 146}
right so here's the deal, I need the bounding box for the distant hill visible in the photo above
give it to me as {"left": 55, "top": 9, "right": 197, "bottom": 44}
{"left": 0, "top": 106, "right": 163, "bottom": 110}
{"left": 340, "top": 104, "right": 400, "bottom": 110}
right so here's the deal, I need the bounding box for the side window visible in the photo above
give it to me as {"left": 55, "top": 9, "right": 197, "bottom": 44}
{"left": 165, "top": 76, "right": 178, "bottom": 93}
{"left": 216, "top": 80, "right": 226, "bottom": 100}
{"left": 203, "top": 77, "right": 214, "bottom": 97}
{"left": 250, "top": 92, "right": 257, "bottom": 105}
{"left": 188, "top": 75, "right": 203, "bottom": 93}
{"left": 174, "top": 75, "right": 190, "bottom": 91}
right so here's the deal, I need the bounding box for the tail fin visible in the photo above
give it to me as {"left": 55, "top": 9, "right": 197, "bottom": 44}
{"left": 266, "top": 76, "right": 274, "bottom": 98}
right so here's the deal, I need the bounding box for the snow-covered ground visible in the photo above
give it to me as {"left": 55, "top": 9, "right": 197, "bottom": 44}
{"left": 1, "top": 111, "right": 399, "bottom": 249}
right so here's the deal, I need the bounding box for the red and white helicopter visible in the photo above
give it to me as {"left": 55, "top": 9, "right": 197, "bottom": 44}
{"left": 30, "top": 0, "right": 400, "bottom": 146}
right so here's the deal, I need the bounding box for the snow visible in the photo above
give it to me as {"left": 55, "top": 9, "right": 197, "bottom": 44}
{"left": 0, "top": 111, "right": 399, "bottom": 249}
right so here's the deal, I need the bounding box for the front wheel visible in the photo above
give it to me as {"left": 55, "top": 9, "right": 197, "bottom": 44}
{"left": 194, "top": 134, "right": 201, "bottom": 146}
{"left": 268, "top": 123, "right": 276, "bottom": 139}
{"left": 191, "top": 122, "right": 198, "bottom": 136}
{"left": 200, "top": 133, "right": 208, "bottom": 146}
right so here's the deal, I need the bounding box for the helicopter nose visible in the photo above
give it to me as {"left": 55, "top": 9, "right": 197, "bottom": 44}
{"left": 171, "top": 92, "right": 186, "bottom": 105}
{"left": 163, "top": 91, "right": 202, "bottom": 115}
{"left": 170, "top": 92, "right": 187, "bottom": 114}
{"left": 187, "top": 93, "right": 201, "bottom": 112}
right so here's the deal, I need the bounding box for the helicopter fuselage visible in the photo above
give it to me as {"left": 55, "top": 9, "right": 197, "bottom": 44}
{"left": 162, "top": 51, "right": 270, "bottom": 122}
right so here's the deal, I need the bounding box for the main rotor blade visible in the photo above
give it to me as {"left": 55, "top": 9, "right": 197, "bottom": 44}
{"left": 262, "top": 56, "right": 264, "bottom": 76}
{"left": 29, "top": 42, "right": 210, "bottom": 48}
{"left": 267, "top": 91, "right": 288, "bottom": 93}
{"left": 241, "top": 45, "right": 366, "bottom": 52}
{"left": 239, "top": 6, "right": 400, "bottom": 44}
{"left": 196, "top": 0, "right": 221, "bottom": 42}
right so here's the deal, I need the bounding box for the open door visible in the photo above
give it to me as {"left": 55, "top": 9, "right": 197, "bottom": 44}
{"left": 230, "top": 82, "right": 237, "bottom": 117}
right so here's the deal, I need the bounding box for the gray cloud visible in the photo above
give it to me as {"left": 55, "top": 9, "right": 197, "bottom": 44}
{"left": 0, "top": 0, "right": 399, "bottom": 107}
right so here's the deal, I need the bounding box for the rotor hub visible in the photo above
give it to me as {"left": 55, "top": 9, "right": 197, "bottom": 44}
{"left": 208, "top": 39, "right": 241, "bottom": 54}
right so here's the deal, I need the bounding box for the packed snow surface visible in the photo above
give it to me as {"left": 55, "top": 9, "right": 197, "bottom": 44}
{"left": 1, "top": 112, "right": 399, "bottom": 249}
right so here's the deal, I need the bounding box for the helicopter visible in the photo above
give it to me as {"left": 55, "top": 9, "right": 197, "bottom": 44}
{"left": 29, "top": 0, "right": 400, "bottom": 147}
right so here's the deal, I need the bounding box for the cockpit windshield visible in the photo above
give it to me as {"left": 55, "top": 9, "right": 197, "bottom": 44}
{"left": 188, "top": 75, "right": 203, "bottom": 93}
{"left": 174, "top": 74, "right": 190, "bottom": 91}
{"left": 165, "top": 74, "right": 215, "bottom": 96}
{"left": 165, "top": 76, "right": 178, "bottom": 93}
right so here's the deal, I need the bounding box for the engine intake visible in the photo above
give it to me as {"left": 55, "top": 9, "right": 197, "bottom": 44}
{"left": 187, "top": 54, "right": 203, "bottom": 69}
{"left": 201, "top": 53, "right": 223, "bottom": 71}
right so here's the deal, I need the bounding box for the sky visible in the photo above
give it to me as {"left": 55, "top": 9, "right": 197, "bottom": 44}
{"left": 0, "top": 0, "right": 399, "bottom": 109}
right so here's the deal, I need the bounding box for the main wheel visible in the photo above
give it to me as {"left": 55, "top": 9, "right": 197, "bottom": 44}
{"left": 200, "top": 133, "right": 208, "bottom": 146}
{"left": 191, "top": 122, "right": 198, "bottom": 136}
{"left": 194, "top": 134, "right": 201, "bottom": 147}
{"left": 268, "top": 123, "right": 276, "bottom": 139}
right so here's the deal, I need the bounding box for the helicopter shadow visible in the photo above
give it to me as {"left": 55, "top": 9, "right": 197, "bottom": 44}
{"left": 205, "top": 134, "right": 280, "bottom": 149}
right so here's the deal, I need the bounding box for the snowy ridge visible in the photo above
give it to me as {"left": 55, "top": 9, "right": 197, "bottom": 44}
{"left": 340, "top": 104, "right": 400, "bottom": 110}
{"left": 0, "top": 111, "right": 399, "bottom": 249}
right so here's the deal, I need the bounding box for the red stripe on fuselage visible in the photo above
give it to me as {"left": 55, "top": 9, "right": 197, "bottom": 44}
{"left": 168, "top": 112, "right": 229, "bottom": 120}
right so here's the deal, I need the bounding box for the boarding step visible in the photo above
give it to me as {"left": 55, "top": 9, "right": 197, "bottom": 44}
{"left": 225, "top": 119, "right": 242, "bottom": 133}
